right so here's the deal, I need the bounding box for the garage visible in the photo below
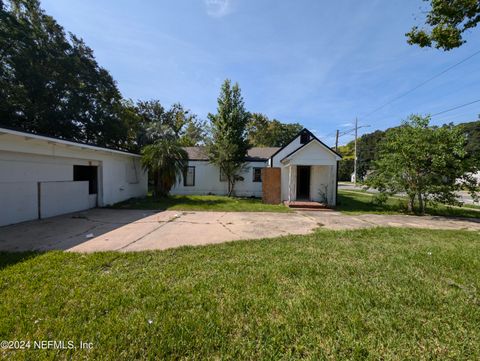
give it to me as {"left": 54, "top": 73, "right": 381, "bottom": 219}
{"left": 0, "top": 127, "right": 148, "bottom": 227}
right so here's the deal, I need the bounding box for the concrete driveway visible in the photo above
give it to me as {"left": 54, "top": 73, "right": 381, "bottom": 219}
{"left": 0, "top": 208, "right": 479, "bottom": 252}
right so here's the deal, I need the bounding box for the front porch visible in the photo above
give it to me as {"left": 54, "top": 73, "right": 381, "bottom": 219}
{"left": 282, "top": 164, "right": 337, "bottom": 205}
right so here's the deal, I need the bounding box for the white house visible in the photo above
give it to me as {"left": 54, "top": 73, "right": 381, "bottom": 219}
{"left": 0, "top": 127, "right": 148, "bottom": 226}
{"left": 171, "top": 129, "right": 342, "bottom": 206}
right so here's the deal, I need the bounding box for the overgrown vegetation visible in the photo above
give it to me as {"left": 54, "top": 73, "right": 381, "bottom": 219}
{"left": 1, "top": 227, "right": 479, "bottom": 359}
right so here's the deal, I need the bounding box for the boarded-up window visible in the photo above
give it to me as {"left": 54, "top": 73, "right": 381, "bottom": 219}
{"left": 184, "top": 166, "right": 195, "bottom": 186}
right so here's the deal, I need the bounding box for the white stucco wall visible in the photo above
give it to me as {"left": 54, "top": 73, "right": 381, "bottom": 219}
{"left": 40, "top": 181, "right": 90, "bottom": 218}
{"left": 171, "top": 161, "right": 266, "bottom": 197}
{"left": 310, "top": 165, "right": 336, "bottom": 204}
{"left": 0, "top": 131, "right": 147, "bottom": 226}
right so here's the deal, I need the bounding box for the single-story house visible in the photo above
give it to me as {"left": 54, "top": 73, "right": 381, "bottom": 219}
{"left": 171, "top": 129, "right": 342, "bottom": 206}
{"left": 0, "top": 127, "right": 148, "bottom": 226}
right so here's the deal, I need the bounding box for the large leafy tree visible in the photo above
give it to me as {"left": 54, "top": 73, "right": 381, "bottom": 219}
{"left": 133, "top": 100, "right": 205, "bottom": 150}
{"left": 366, "top": 115, "right": 479, "bottom": 214}
{"left": 247, "top": 113, "right": 303, "bottom": 147}
{"left": 141, "top": 139, "right": 188, "bottom": 198}
{"left": 407, "top": 0, "right": 480, "bottom": 50}
{"left": 0, "top": 0, "right": 129, "bottom": 148}
{"left": 458, "top": 118, "right": 480, "bottom": 163}
{"left": 207, "top": 79, "right": 250, "bottom": 196}
{"left": 135, "top": 100, "right": 205, "bottom": 196}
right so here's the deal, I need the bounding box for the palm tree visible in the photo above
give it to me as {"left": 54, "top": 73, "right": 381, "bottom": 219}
{"left": 141, "top": 139, "right": 188, "bottom": 198}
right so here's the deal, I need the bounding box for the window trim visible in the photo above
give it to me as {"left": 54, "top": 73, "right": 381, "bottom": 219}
{"left": 252, "top": 167, "right": 262, "bottom": 183}
{"left": 183, "top": 166, "right": 195, "bottom": 187}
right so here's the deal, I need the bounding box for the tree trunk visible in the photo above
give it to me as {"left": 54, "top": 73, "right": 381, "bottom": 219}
{"left": 417, "top": 192, "right": 425, "bottom": 215}
{"left": 154, "top": 170, "right": 162, "bottom": 199}
{"left": 407, "top": 195, "right": 415, "bottom": 213}
{"left": 227, "top": 178, "right": 235, "bottom": 197}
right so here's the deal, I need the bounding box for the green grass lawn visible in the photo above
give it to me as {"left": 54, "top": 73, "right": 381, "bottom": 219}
{"left": 338, "top": 189, "right": 480, "bottom": 218}
{"left": 112, "top": 194, "right": 291, "bottom": 212}
{"left": 1, "top": 228, "right": 479, "bottom": 359}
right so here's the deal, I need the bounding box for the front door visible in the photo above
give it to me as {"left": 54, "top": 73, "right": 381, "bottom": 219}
{"left": 296, "top": 166, "right": 310, "bottom": 200}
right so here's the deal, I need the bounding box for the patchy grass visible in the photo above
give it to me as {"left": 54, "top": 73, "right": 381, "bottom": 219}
{"left": 1, "top": 228, "right": 480, "bottom": 359}
{"left": 112, "top": 194, "right": 290, "bottom": 213}
{"left": 338, "top": 189, "right": 480, "bottom": 218}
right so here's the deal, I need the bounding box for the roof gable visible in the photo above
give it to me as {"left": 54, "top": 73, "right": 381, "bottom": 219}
{"left": 270, "top": 128, "right": 342, "bottom": 164}
{"left": 280, "top": 138, "right": 340, "bottom": 163}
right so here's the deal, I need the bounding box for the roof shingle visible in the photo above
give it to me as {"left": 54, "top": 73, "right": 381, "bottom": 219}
{"left": 183, "top": 146, "right": 280, "bottom": 161}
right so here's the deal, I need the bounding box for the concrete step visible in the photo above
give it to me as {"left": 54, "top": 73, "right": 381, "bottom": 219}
{"left": 285, "top": 201, "right": 329, "bottom": 210}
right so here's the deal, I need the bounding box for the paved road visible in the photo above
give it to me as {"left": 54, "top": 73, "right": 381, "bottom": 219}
{"left": 1, "top": 208, "right": 479, "bottom": 253}
{"left": 339, "top": 182, "right": 480, "bottom": 206}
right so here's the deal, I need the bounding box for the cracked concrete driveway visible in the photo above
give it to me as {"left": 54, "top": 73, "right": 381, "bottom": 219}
{"left": 0, "top": 208, "right": 479, "bottom": 252}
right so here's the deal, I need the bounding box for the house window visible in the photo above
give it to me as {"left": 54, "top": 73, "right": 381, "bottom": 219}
{"left": 300, "top": 131, "right": 310, "bottom": 144}
{"left": 73, "top": 165, "right": 98, "bottom": 194}
{"left": 253, "top": 167, "right": 262, "bottom": 182}
{"left": 184, "top": 166, "right": 195, "bottom": 186}
{"left": 219, "top": 168, "right": 227, "bottom": 182}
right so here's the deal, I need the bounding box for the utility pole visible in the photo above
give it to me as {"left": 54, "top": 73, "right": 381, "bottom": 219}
{"left": 335, "top": 129, "right": 339, "bottom": 151}
{"left": 354, "top": 117, "right": 358, "bottom": 187}
{"left": 336, "top": 120, "right": 369, "bottom": 187}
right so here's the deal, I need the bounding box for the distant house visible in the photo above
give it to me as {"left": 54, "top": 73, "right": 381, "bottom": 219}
{"left": 171, "top": 129, "right": 342, "bottom": 206}
{"left": 0, "top": 127, "right": 147, "bottom": 226}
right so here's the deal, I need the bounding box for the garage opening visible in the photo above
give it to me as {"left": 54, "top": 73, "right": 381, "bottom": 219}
{"left": 73, "top": 165, "right": 98, "bottom": 194}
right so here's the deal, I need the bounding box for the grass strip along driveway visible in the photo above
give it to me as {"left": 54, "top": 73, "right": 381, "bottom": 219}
{"left": 337, "top": 189, "right": 480, "bottom": 218}
{"left": 112, "top": 194, "right": 290, "bottom": 212}
{"left": 1, "top": 227, "right": 479, "bottom": 359}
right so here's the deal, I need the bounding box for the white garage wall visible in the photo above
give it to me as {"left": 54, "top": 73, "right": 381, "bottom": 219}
{"left": 171, "top": 161, "right": 265, "bottom": 197}
{"left": 0, "top": 182, "right": 38, "bottom": 226}
{"left": 40, "top": 181, "right": 90, "bottom": 218}
{"left": 101, "top": 156, "right": 147, "bottom": 206}
{"left": 0, "top": 131, "right": 148, "bottom": 226}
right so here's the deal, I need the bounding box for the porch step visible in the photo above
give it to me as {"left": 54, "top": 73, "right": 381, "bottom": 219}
{"left": 285, "top": 201, "right": 329, "bottom": 210}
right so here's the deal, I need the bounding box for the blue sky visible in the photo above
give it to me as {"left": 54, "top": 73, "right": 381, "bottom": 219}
{"left": 41, "top": 0, "right": 480, "bottom": 146}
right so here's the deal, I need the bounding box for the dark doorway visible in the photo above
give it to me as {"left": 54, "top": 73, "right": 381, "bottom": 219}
{"left": 73, "top": 165, "right": 98, "bottom": 194}
{"left": 296, "top": 166, "right": 310, "bottom": 200}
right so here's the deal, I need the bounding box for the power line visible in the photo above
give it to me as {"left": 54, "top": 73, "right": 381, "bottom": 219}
{"left": 364, "top": 49, "right": 480, "bottom": 117}
{"left": 431, "top": 99, "right": 480, "bottom": 117}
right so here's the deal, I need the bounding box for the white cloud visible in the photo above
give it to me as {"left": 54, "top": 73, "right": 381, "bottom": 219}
{"left": 205, "top": 0, "right": 233, "bottom": 18}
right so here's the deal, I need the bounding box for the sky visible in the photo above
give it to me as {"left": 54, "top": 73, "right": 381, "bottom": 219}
{"left": 41, "top": 0, "right": 480, "bottom": 146}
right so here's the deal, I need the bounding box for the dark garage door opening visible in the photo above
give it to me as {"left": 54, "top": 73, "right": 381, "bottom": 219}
{"left": 73, "top": 165, "right": 98, "bottom": 194}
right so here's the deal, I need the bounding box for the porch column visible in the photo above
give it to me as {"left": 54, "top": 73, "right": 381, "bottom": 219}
{"left": 288, "top": 164, "right": 292, "bottom": 202}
